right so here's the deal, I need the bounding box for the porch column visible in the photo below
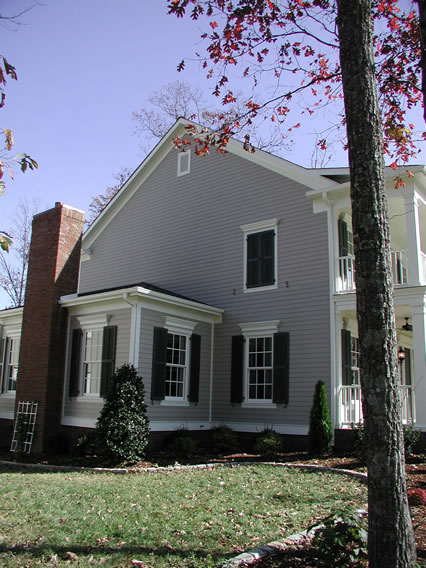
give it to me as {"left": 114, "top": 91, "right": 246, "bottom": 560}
{"left": 412, "top": 297, "right": 426, "bottom": 430}
{"left": 404, "top": 192, "right": 423, "bottom": 286}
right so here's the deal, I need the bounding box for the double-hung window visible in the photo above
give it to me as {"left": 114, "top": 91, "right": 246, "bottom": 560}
{"left": 69, "top": 315, "right": 117, "bottom": 398}
{"left": 241, "top": 219, "right": 279, "bottom": 292}
{"left": 247, "top": 336, "right": 273, "bottom": 402}
{"left": 82, "top": 329, "right": 103, "bottom": 395}
{"left": 231, "top": 321, "right": 290, "bottom": 407}
{"left": 151, "top": 317, "right": 201, "bottom": 405}
{"left": 0, "top": 335, "right": 20, "bottom": 394}
{"left": 166, "top": 332, "right": 187, "bottom": 398}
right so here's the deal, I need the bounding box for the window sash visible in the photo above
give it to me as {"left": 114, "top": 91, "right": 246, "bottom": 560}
{"left": 82, "top": 329, "right": 103, "bottom": 394}
{"left": 6, "top": 338, "right": 19, "bottom": 392}
{"left": 165, "top": 332, "right": 187, "bottom": 399}
{"left": 247, "top": 336, "right": 273, "bottom": 401}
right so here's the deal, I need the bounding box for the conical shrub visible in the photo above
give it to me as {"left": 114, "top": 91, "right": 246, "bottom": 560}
{"left": 308, "top": 380, "right": 332, "bottom": 455}
{"left": 96, "top": 364, "right": 150, "bottom": 462}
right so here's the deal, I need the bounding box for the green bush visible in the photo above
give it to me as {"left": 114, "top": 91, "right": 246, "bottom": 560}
{"left": 96, "top": 364, "right": 150, "bottom": 463}
{"left": 352, "top": 422, "right": 420, "bottom": 463}
{"left": 308, "top": 380, "right": 333, "bottom": 455}
{"left": 164, "top": 427, "right": 199, "bottom": 457}
{"left": 311, "top": 508, "right": 368, "bottom": 567}
{"left": 351, "top": 423, "right": 367, "bottom": 465}
{"left": 403, "top": 424, "right": 420, "bottom": 457}
{"left": 253, "top": 428, "right": 282, "bottom": 459}
{"left": 208, "top": 425, "right": 239, "bottom": 455}
{"left": 73, "top": 431, "right": 98, "bottom": 456}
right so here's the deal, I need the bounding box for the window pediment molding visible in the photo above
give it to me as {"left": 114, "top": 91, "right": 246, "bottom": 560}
{"left": 162, "top": 316, "right": 197, "bottom": 335}
{"left": 76, "top": 314, "right": 109, "bottom": 329}
{"left": 239, "top": 320, "right": 280, "bottom": 336}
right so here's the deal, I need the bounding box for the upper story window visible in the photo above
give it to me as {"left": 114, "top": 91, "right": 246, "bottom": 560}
{"left": 241, "top": 219, "right": 279, "bottom": 292}
{"left": 0, "top": 335, "right": 20, "bottom": 394}
{"left": 68, "top": 314, "right": 117, "bottom": 399}
{"left": 177, "top": 150, "right": 191, "bottom": 176}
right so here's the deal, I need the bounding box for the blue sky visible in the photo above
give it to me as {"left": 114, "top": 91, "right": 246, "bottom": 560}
{"left": 0, "top": 0, "right": 424, "bottom": 308}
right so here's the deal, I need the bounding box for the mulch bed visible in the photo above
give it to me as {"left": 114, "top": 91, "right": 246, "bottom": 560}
{"left": 1, "top": 450, "right": 424, "bottom": 565}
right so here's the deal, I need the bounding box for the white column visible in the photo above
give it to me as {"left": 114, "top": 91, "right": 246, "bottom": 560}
{"left": 404, "top": 193, "right": 423, "bottom": 285}
{"left": 412, "top": 298, "right": 426, "bottom": 430}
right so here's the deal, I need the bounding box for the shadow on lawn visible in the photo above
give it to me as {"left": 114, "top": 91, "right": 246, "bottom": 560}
{"left": 0, "top": 542, "right": 231, "bottom": 564}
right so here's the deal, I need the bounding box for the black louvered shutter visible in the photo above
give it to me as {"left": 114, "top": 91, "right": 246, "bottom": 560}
{"left": 404, "top": 348, "right": 412, "bottom": 385}
{"left": 188, "top": 333, "right": 201, "bottom": 403}
{"left": 341, "top": 329, "right": 353, "bottom": 385}
{"left": 273, "top": 332, "right": 290, "bottom": 405}
{"left": 100, "top": 325, "right": 117, "bottom": 398}
{"left": 338, "top": 218, "right": 349, "bottom": 257}
{"left": 69, "top": 328, "right": 82, "bottom": 397}
{"left": 231, "top": 335, "right": 245, "bottom": 403}
{"left": 151, "top": 327, "right": 168, "bottom": 401}
{"left": 247, "top": 230, "right": 275, "bottom": 288}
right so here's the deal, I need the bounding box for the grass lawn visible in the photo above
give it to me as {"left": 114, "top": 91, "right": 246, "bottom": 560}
{"left": 0, "top": 464, "right": 367, "bottom": 567}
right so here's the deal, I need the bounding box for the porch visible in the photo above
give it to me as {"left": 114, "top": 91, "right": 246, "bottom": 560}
{"left": 337, "top": 249, "right": 426, "bottom": 292}
{"left": 339, "top": 383, "right": 416, "bottom": 427}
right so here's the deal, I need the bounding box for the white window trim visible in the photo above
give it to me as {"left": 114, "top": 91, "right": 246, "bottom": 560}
{"left": 160, "top": 316, "right": 196, "bottom": 405}
{"left": 240, "top": 218, "right": 279, "bottom": 293}
{"left": 239, "top": 320, "right": 279, "bottom": 408}
{"left": 74, "top": 314, "right": 109, "bottom": 398}
{"left": 1, "top": 331, "right": 21, "bottom": 397}
{"left": 177, "top": 150, "right": 191, "bottom": 177}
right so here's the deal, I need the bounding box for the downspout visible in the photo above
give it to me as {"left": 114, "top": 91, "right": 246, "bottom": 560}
{"left": 123, "top": 292, "right": 141, "bottom": 368}
{"left": 209, "top": 322, "right": 215, "bottom": 424}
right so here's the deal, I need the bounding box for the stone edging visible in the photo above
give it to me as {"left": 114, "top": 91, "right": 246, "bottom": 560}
{"left": 0, "top": 459, "right": 367, "bottom": 567}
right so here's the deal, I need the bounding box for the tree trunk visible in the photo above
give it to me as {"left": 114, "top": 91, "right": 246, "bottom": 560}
{"left": 336, "top": 1, "right": 416, "bottom": 566}
{"left": 417, "top": 0, "right": 426, "bottom": 121}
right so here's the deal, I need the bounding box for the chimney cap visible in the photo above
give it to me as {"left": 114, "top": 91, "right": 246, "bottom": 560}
{"left": 55, "top": 202, "right": 63, "bottom": 208}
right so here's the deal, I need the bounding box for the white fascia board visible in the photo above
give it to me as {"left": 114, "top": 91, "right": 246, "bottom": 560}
{"left": 225, "top": 136, "right": 334, "bottom": 191}
{"left": 306, "top": 164, "right": 426, "bottom": 204}
{"left": 60, "top": 285, "right": 223, "bottom": 324}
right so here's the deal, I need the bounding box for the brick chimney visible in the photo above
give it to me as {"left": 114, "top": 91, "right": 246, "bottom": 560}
{"left": 16, "top": 203, "right": 85, "bottom": 453}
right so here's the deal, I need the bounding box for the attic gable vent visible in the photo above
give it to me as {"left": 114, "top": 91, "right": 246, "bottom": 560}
{"left": 177, "top": 150, "right": 191, "bottom": 177}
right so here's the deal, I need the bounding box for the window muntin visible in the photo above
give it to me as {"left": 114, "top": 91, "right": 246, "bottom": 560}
{"left": 166, "top": 332, "right": 187, "bottom": 399}
{"left": 247, "top": 336, "right": 273, "bottom": 401}
{"left": 82, "top": 329, "right": 103, "bottom": 395}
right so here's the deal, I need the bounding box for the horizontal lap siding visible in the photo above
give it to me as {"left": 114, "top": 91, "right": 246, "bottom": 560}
{"left": 79, "top": 148, "right": 330, "bottom": 430}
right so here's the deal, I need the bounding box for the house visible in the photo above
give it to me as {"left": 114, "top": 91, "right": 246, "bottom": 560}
{"left": 0, "top": 118, "right": 425, "bottom": 454}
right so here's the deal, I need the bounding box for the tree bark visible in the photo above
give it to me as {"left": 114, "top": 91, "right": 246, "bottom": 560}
{"left": 417, "top": 0, "right": 426, "bottom": 121}
{"left": 336, "top": 1, "right": 416, "bottom": 566}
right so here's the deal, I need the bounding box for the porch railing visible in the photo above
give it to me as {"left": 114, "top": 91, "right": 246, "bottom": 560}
{"left": 337, "top": 249, "right": 411, "bottom": 292}
{"left": 339, "top": 384, "right": 415, "bottom": 426}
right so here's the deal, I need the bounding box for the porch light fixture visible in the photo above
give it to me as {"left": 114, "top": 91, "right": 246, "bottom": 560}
{"left": 397, "top": 347, "right": 406, "bottom": 362}
{"left": 402, "top": 317, "right": 413, "bottom": 332}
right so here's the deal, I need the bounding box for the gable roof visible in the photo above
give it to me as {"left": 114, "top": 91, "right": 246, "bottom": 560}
{"left": 83, "top": 118, "right": 337, "bottom": 249}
